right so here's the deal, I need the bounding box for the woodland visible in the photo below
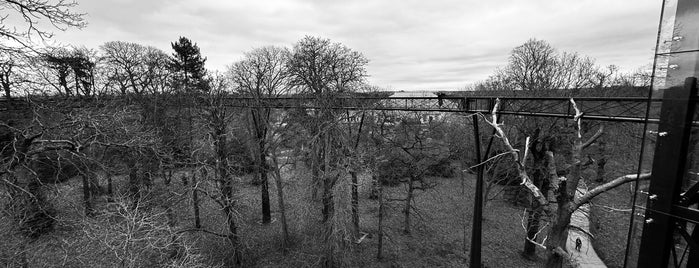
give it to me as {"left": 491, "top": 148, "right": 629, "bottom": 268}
{"left": 0, "top": 1, "right": 658, "bottom": 267}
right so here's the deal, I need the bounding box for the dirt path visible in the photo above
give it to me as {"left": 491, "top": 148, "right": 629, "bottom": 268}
{"left": 566, "top": 187, "right": 607, "bottom": 267}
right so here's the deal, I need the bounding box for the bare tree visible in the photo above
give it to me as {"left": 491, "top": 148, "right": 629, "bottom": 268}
{"left": 376, "top": 112, "right": 446, "bottom": 234}
{"left": 0, "top": 50, "right": 30, "bottom": 99}
{"left": 482, "top": 98, "right": 651, "bottom": 268}
{"left": 228, "top": 46, "right": 291, "bottom": 225}
{"left": 199, "top": 74, "right": 243, "bottom": 263}
{"left": 100, "top": 41, "right": 172, "bottom": 95}
{"left": 286, "top": 36, "right": 368, "bottom": 267}
{"left": 507, "top": 39, "right": 559, "bottom": 91}
{"left": 481, "top": 39, "right": 608, "bottom": 92}
{"left": 286, "top": 35, "right": 368, "bottom": 221}
{"left": 0, "top": 0, "right": 85, "bottom": 51}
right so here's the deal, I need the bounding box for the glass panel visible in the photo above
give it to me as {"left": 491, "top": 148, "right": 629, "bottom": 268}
{"left": 623, "top": 0, "right": 699, "bottom": 266}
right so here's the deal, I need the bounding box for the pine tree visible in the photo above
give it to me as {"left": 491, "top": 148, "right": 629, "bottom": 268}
{"left": 170, "top": 36, "right": 208, "bottom": 92}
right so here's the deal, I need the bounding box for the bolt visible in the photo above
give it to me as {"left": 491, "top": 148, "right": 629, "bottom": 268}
{"left": 645, "top": 218, "right": 654, "bottom": 224}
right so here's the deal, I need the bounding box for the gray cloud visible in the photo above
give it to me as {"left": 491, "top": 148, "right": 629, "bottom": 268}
{"left": 52, "top": 0, "right": 660, "bottom": 91}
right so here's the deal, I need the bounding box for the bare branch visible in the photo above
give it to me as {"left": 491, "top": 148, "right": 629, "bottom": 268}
{"left": 520, "top": 209, "right": 549, "bottom": 249}
{"left": 467, "top": 149, "right": 518, "bottom": 170}
{"left": 581, "top": 125, "right": 604, "bottom": 150}
{"left": 570, "top": 98, "right": 583, "bottom": 139}
{"left": 572, "top": 172, "right": 651, "bottom": 211}
{"left": 483, "top": 98, "right": 547, "bottom": 205}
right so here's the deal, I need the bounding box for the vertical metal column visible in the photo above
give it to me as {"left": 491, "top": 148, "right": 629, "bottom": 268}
{"left": 470, "top": 113, "right": 483, "bottom": 267}
{"left": 638, "top": 77, "right": 698, "bottom": 268}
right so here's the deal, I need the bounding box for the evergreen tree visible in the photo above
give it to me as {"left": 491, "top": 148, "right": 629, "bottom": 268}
{"left": 170, "top": 36, "right": 208, "bottom": 92}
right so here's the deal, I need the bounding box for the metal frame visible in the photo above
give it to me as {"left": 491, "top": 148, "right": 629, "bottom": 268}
{"left": 638, "top": 78, "right": 698, "bottom": 268}
{"left": 0, "top": 94, "right": 664, "bottom": 124}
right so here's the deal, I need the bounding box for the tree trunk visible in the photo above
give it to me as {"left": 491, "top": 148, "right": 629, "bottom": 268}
{"left": 224, "top": 202, "right": 242, "bottom": 264}
{"left": 165, "top": 205, "right": 182, "bottom": 258}
{"left": 523, "top": 158, "right": 546, "bottom": 258}
{"left": 596, "top": 140, "right": 607, "bottom": 182}
{"left": 181, "top": 172, "right": 188, "bottom": 185}
{"left": 1, "top": 75, "right": 10, "bottom": 100}
{"left": 107, "top": 173, "right": 114, "bottom": 202}
{"left": 369, "top": 175, "right": 379, "bottom": 199}
{"left": 19, "top": 239, "right": 28, "bottom": 268}
{"left": 192, "top": 172, "right": 201, "bottom": 228}
{"left": 213, "top": 122, "right": 241, "bottom": 263}
{"left": 272, "top": 164, "right": 289, "bottom": 248}
{"left": 128, "top": 167, "right": 140, "bottom": 209}
{"left": 73, "top": 69, "right": 82, "bottom": 97}
{"left": 322, "top": 175, "right": 335, "bottom": 223}
{"left": 377, "top": 180, "right": 384, "bottom": 260}
{"left": 350, "top": 170, "right": 360, "bottom": 237}
{"left": 404, "top": 176, "right": 414, "bottom": 234}
{"left": 82, "top": 175, "right": 93, "bottom": 216}
{"left": 545, "top": 209, "right": 573, "bottom": 268}
{"left": 164, "top": 170, "right": 172, "bottom": 185}
{"left": 260, "top": 150, "right": 271, "bottom": 224}
{"left": 523, "top": 205, "right": 543, "bottom": 258}
{"left": 596, "top": 158, "right": 606, "bottom": 183}
{"left": 59, "top": 72, "right": 70, "bottom": 96}
{"left": 321, "top": 132, "right": 335, "bottom": 223}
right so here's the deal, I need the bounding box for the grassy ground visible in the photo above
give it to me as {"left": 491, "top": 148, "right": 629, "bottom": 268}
{"left": 1, "top": 166, "right": 547, "bottom": 267}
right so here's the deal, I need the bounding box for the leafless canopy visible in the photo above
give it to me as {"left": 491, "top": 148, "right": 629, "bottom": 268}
{"left": 0, "top": 0, "right": 85, "bottom": 51}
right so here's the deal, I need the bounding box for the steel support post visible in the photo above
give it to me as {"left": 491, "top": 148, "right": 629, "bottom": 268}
{"left": 470, "top": 113, "right": 483, "bottom": 267}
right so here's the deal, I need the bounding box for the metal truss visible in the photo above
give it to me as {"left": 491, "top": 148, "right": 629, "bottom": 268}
{"left": 215, "top": 94, "right": 661, "bottom": 124}
{"left": 0, "top": 94, "right": 664, "bottom": 124}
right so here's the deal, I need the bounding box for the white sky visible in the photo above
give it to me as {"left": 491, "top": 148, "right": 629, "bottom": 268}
{"left": 49, "top": 0, "right": 661, "bottom": 91}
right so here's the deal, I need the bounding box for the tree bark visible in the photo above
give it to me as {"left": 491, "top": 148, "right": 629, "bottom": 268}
{"left": 523, "top": 154, "right": 547, "bottom": 258}
{"left": 192, "top": 172, "right": 201, "bottom": 229}
{"left": 595, "top": 140, "right": 607, "bottom": 182}
{"left": 128, "top": 166, "right": 140, "bottom": 210}
{"left": 81, "top": 174, "right": 93, "bottom": 216}
{"left": 322, "top": 175, "right": 335, "bottom": 223}
{"left": 523, "top": 205, "right": 543, "bottom": 258}
{"left": 321, "top": 132, "right": 335, "bottom": 223}
{"left": 271, "top": 161, "right": 289, "bottom": 248}
{"left": 1, "top": 73, "right": 10, "bottom": 100}
{"left": 214, "top": 121, "right": 241, "bottom": 263}
{"left": 404, "top": 176, "right": 414, "bottom": 234}
{"left": 107, "top": 173, "right": 114, "bottom": 202}
{"left": 544, "top": 208, "right": 573, "bottom": 268}
{"left": 377, "top": 180, "right": 384, "bottom": 260}
{"left": 260, "top": 149, "right": 271, "bottom": 224}
{"left": 350, "top": 170, "right": 360, "bottom": 237}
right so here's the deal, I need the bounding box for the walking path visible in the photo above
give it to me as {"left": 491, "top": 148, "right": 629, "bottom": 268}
{"left": 566, "top": 187, "right": 607, "bottom": 267}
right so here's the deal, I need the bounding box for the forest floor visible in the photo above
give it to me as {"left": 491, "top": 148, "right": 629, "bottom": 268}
{"left": 187, "top": 167, "right": 547, "bottom": 267}
{"left": 0, "top": 166, "right": 555, "bottom": 267}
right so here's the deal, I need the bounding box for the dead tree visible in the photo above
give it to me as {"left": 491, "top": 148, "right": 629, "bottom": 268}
{"left": 483, "top": 98, "right": 651, "bottom": 268}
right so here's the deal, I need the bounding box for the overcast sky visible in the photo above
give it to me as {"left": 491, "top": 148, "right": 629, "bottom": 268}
{"left": 50, "top": 0, "right": 661, "bottom": 91}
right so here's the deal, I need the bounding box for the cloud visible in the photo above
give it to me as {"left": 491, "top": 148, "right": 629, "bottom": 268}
{"left": 51, "top": 0, "right": 660, "bottom": 90}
